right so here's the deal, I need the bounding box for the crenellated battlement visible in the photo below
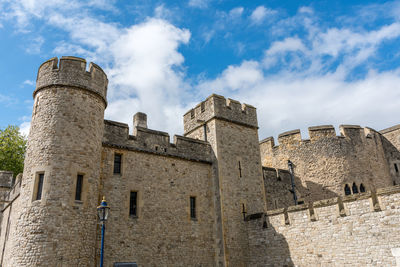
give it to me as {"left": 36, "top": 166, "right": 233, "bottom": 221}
{"left": 34, "top": 56, "right": 108, "bottom": 105}
{"left": 248, "top": 185, "right": 400, "bottom": 227}
{"left": 183, "top": 94, "right": 258, "bottom": 135}
{"left": 103, "top": 118, "right": 212, "bottom": 163}
{"left": 260, "top": 124, "right": 376, "bottom": 149}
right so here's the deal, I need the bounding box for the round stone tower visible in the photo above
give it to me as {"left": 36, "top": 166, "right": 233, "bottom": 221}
{"left": 5, "top": 57, "right": 108, "bottom": 266}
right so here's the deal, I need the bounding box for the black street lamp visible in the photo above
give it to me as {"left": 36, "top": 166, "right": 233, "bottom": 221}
{"left": 97, "top": 196, "right": 110, "bottom": 267}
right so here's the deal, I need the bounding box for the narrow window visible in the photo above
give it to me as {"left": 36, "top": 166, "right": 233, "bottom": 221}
{"left": 359, "top": 183, "right": 366, "bottom": 193}
{"left": 395, "top": 163, "right": 399, "bottom": 173}
{"left": 344, "top": 184, "right": 351, "bottom": 195}
{"left": 75, "top": 174, "right": 83, "bottom": 201}
{"left": 114, "top": 153, "right": 122, "bottom": 174}
{"left": 36, "top": 173, "right": 44, "bottom": 200}
{"left": 190, "top": 196, "right": 196, "bottom": 219}
{"left": 352, "top": 183, "right": 359, "bottom": 194}
{"left": 201, "top": 102, "right": 205, "bottom": 113}
{"left": 129, "top": 191, "right": 138, "bottom": 217}
{"left": 238, "top": 161, "right": 242, "bottom": 178}
{"left": 190, "top": 109, "right": 195, "bottom": 119}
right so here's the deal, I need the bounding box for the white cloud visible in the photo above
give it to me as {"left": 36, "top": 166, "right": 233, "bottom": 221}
{"left": 19, "top": 121, "right": 30, "bottom": 137}
{"left": 106, "top": 18, "right": 191, "bottom": 134}
{"left": 24, "top": 36, "right": 44, "bottom": 54}
{"left": 22, "top": 80, "right": 35, "bottom": 86}
{"left": 229, "top": 7, "right": 244, "bottom": 19}
{"left": 2, "top": 0, "right": 400, "bottom": 141}
{"left": 194, "top": 8, "right": 400, "bottom": 139}
{"left": 250, "top": 6, "right": 276, "bottom": 25}
{"left": 188, "top": 0, "right": 209, "bottom": 9}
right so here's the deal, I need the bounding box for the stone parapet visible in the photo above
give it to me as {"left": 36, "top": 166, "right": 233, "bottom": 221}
{"left": 35, "top": 56, "right": 108, "bottom": 105}
{"left": 0, "top": 171, "right": 13, "bottom": 188}
{"left": 252, "top": 185, "right": 400, "bottom": 226}
{"left": 103, "top": 119, "right": 212, "bottom": 163}
{"left": 183, "top": 94, "right": 258, "bottom": 135}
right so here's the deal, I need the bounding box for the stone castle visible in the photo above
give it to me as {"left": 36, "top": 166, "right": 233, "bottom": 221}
{"left": 0, "top": 56, "right": 400, "bottom": 266}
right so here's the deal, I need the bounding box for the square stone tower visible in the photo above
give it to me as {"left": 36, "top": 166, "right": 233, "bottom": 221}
{"left": 184, "top": 94, "right": 267, "bottom": 266}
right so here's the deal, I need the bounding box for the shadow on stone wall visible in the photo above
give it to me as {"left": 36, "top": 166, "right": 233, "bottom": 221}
{"left": 264, "top": 166, "right": 339, "bottom": 210}
{"left": 247, "top": 214, "right": 294, "bottom": 267}
{"left": 256, "top": 170, "right": 340, "bottom": 266}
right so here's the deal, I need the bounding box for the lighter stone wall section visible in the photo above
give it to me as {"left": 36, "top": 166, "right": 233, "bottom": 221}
{"left": 248, "top": 186, "right": 400, "bottom": 266}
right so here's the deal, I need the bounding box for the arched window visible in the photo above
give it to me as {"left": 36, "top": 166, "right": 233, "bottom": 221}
{"left": 359, "top": 183, "right": 366, "bottom": 193}
{"left": 344, "top": 184, "right": 351, "bottom": 195}
{"left": 352, "top": 183, "right": 359, "bottom": 194}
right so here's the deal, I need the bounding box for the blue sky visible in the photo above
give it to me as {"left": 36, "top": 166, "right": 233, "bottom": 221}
{"left": 1, "top": 0, "right": 400, "bottom": 140}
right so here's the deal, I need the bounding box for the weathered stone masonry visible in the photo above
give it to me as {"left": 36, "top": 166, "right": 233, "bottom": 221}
{"left": 0, "top": 56, "right": 400, "bottom": 266}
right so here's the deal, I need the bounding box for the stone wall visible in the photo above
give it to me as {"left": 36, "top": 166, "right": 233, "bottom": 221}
{"left": 0, "top": 174, "right": 22, "bottom": 265}
{"left": 381, "top": 124, "right": 400, "bottom": 151}
{"left": 247, "top": 185, "right": 400, "bottom": 266}
{"left": 260, "top": 125, "right": 393, "bottom": 203}
{"left": 2, "top": 57, "right": 107, "bottom": 266}
{"left": 183, "top": 94, "right": 258, "bottom": 135}
{"left": 263, "top": 167, "right": 299, "bottom": 209}
{"left": 99, "top": 146, "right": 217, "bottom": 266}
{"left": 380, "top": 125, "right": 400, "bottom": 185}
{"left": 103, "top": 118, "right": 212, "bottom": 163}
{"left": 184, "top": 95, "right": 266, "bottom": 266}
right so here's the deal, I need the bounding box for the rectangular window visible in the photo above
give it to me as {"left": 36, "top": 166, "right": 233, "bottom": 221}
{"left": 36, "top": 173, "right": 44, "bottom": 200}
{"left": 114, "top": 153, "right": 122, "bottom": 174}
{"left": 129, "top": 191, "right": 138, "bottom": 217}
{"left": 395, "top": 163, "right": 399, "bottom": 173}
{"left": 190, "top": 196, "right": 196, "bottom": 219}
{"left": 75, "top": 174, "right": 83, "bottom": 201}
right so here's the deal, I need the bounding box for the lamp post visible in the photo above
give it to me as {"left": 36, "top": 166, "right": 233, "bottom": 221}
{"left": 97, "top": 196, "right": 110, "bottom": 267}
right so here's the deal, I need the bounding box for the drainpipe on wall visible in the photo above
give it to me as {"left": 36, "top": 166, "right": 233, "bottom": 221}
{"left": 288, "top": 160, "right": 298, "bottom": 205}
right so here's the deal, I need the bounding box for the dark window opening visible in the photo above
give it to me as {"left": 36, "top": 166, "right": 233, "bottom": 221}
{"left": 114, "top": 154, "right": 122, "bottom": 174}
{"left": 359, "top": 183, "right": 366, "bottom": 193}
{"left": 190, "top": 110, "right": 195, "bottom": 119}
{"left": 344, "top": 184, "right": 351, "bottom": 195}
{"left": 36, "top": 173, "right": 44, "bottom": 200}
{"left": 238, "top": 161, "right": 242, "bottom": 178}
{"left": 395, "top": 163, "right": 399, "bottom": 173}
{"left": 352, "top": 183, "right": 359, "bottom": 194}
{"left": 75, "top": 174, "right": 83, "bottom": 201}
{"left": 190, "top": 196, "right": 196, "bottom": 219}
{"left": 129, "top": 191, "right": 138, "bottom": 217}
{"left": 298, "top": 200, "right": 304, "bottom": 205}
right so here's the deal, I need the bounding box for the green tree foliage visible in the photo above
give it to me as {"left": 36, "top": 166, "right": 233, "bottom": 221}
{"left": 0, "top": 125, "right": 27, "bottom": 177}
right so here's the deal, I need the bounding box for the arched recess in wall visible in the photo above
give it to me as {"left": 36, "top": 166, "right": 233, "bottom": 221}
{"left": 360, "top": 183, "right": 366, "bottom": 193}
{"left": 344, "top": 184, "right": 351, "bottom": 195}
